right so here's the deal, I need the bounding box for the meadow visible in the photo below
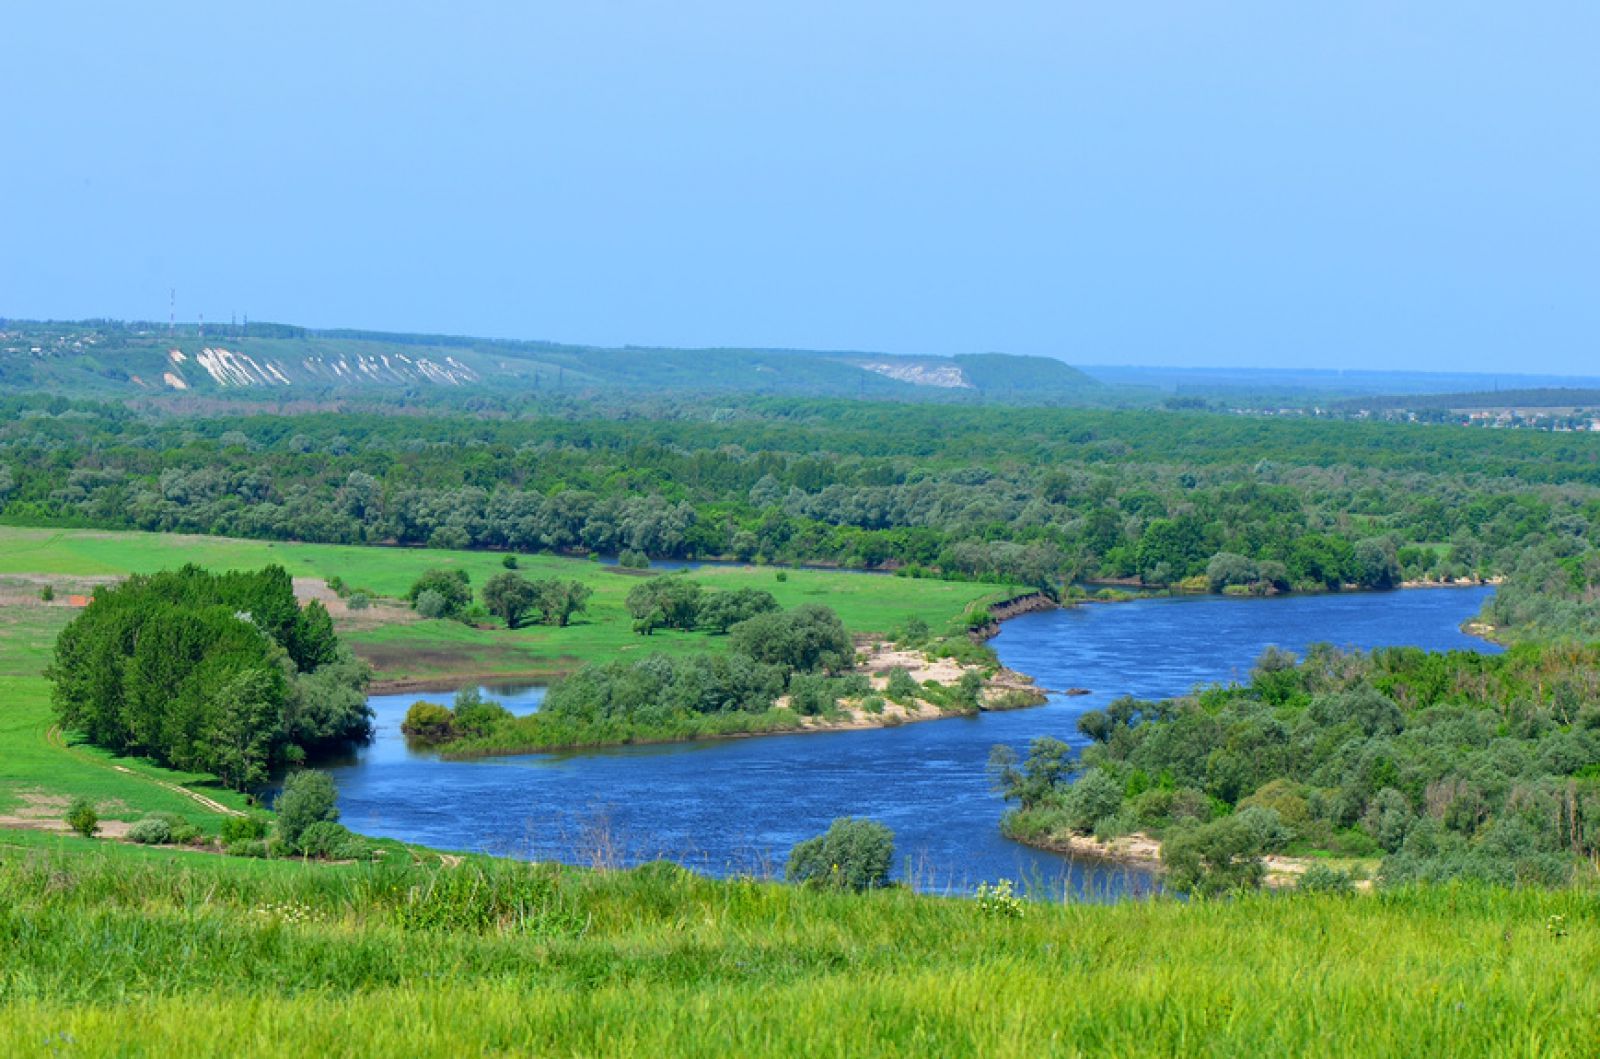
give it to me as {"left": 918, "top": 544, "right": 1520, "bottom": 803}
{"left": 0, "top": 836, "right": 1596, "bottom": 1056}
{"left": 0, "top": 526, "right": 1012, "bottom": 686}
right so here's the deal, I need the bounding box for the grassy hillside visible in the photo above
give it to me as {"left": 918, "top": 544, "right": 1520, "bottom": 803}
{"left": 0, "top": 838, "right": 1595, "bottom": 1056}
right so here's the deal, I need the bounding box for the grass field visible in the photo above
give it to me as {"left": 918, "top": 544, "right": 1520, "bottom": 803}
{"left": 0, "top": 836, "right": 1596, "bottom": 1057}
{"left": 0, "top": 526, "right": 1014, "bottom": 686}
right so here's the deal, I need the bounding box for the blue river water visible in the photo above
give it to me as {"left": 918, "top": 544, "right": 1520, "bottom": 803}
{"left": 324, "top": 585, "right": 1498, "bottom": 897}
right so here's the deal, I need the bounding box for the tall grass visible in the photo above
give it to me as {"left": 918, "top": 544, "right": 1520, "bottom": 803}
{"left": 1, "top": 838, "right": 1597, "bottom": 1056}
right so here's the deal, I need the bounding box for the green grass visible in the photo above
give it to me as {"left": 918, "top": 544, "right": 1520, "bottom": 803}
{"left": 0, "top": 526, "right": 1012, "bottom": 686}
{"left": 0, "top": 606, "right": 249, "bottom": 827}
{"left": 0, "top": 838, "right": 1597, "bottom": 1056}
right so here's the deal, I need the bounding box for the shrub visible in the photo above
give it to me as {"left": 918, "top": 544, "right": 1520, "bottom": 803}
{"left": 401, "top": 701, "right": 456, "bottom": 742}
{"left": 346, "top": 592, "right": 371, "bottom": 611}
{"left": 39, "top": 584, "right": 55, "bottom": 602}
{"left": 785, "top": 817, "right": 895, "bottom": 891}
{"left": 152, "top": 812, "right": 202, "bottom": 845}
{"left": 1297, "top": 864, "right": 1356, "bottom": 895}
{"left": 297, "top": 820, "right": 365, "bottom": 859}
{"left": 221, "top": 813, "right": 269, "bottom": 844}
{"left": 414, "top": 589, "right": 449, "bottom": 619}
{"left": 501, "top": 555, "right": 519, "bottom": 569}
{"left": 224, "top": 838, "right": 268, "bottom": 858}
{"left": 787, "top": 673, "right": 838, "bottom": 717}
{"left": 860, "top": 694, "right": 886, "bottom": 715}
{"left": 276, "top": 770, "right": 339, "bottom": 848}
{"left": 885, "top": 667, "right": 920, "bottom": 704}
{"left": 618, "top": 549, "right": 650, "bottom": 570}
{"left": 1162, "top": 816, "right": 1269, "bottom": 896}
{"left": 127, "top": 817, "right": 174, "bottom": 844}
{"left": 1062, "top": 768, "right": 1125, "bottom": 833}
{"left": 65, "top": 797, "right": 99, "bottom": 838}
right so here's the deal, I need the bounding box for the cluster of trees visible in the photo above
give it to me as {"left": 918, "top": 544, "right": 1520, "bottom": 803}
{"left": 994, "top": 643, "right": 1600, "bottom": 892}
{"left": 48, "top": 565, "right": 372, "bottom": 789}
{"left": 425, "top": 602, "right": 858, "bottom": 752}
{"left": 624, "top": 578, "right": 780, "bottom": 635}
{"left": 405, "top": 567, "right": 592, "bottom": 629}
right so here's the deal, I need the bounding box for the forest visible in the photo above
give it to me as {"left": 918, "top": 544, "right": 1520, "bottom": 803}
{"left": 994, "top": 643, "right": 1600, "bottom": 892}
{"left": 2, "top": 392, "right": 1597, "bottom": 641}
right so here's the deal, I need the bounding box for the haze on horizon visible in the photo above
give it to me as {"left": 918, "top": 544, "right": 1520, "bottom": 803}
{"left": 3, "top": 2, "right": 1596, "bottom": 374}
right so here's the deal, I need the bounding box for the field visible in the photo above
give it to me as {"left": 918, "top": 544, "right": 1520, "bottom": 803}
{"left": 0, "top": 837, "right": 1596, "bottom": 1056}
{"left": 0, "top": 526, "right": 1013, "bottom": 686}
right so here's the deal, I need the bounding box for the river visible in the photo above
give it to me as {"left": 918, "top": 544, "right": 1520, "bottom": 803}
{"left": 323, "top": 585, "right": 1498, "bottom": 897}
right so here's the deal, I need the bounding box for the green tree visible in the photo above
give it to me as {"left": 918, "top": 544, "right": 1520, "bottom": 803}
{"left": 483, "top": 571, "right": 539, "bottom": 629}
{"left": 729, "top": 604, "right": 852, "bottom": 675}
{"left": 533, "top": 578, "right": 593, "bottom": 628}
{"left": 65, "top": 797, "right": 99, "bottom": 838}
{"left": 406, "top": 568, "right": 471, "bottom": 619}
{"left": 276, "top": 770, "right": 340, "bottom": 849}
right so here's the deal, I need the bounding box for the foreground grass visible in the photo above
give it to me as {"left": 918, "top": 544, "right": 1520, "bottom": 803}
{"left": 0, "top": 837, "right": 1597, "bottom": 1056}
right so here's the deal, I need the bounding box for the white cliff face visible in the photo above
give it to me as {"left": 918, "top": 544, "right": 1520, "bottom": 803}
{"left": 856, "top": 361, "right": 973, "bottom": 388}
{"left": 160, "top": 347, "right": 481, "bottom": 389}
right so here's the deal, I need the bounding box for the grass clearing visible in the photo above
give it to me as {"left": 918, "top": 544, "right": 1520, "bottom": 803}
{"left": 0, "top": 839, "right": 1597, "bottom": 1056}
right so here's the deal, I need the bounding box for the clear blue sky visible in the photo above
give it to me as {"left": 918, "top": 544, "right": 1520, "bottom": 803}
{"left": 4, "top": 3, "right": 1596, "bottom": 371}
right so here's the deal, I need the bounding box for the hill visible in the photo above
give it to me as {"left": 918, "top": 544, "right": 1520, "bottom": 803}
{"left": 0, "top": 319, "right": 1108, "bottom": 404}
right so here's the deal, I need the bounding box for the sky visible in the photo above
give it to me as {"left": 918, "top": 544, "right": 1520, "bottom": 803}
{"left": 3, "top": 2, "right": 1596, "bottom": 372}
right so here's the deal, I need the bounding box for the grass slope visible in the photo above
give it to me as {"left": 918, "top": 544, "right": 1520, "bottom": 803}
{"left": 0, "top": 839, "right": 1596, "bottom": 1057}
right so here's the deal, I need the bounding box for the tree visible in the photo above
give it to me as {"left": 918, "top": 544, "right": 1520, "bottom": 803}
{"left": 534, "top": 578, "right": 593, "bottom": 628}
{"left": 989, "top": 736, "right": 1071, "bottom": 810}
{"left": 276, "top": 770, "right": 339, "bottom": 848}
{"left": 729, "top": 604, "right": 852, "bottom": 675}
{"left": 785, "top": 817, "right": 895, "bottom": 891}
{"left": 483, "top": 571, "right": 539, "bottom": 629}
{"left": 625, "top": 576, "right": 703, "bottom": 634}
{"left": 1353, "top": 537, "right": 1403, "bottom": 590}
{"left": 697, "top": 588, "right": 779, "bottom": 633}
{"left": 406, "top": 568, "right": 471, "bottom": 619}
{"left": 1162, "top": 816, "right": 1270, "bottom": 896}
{"left": 401, "top": 701, "right": 455, "bottom": 742}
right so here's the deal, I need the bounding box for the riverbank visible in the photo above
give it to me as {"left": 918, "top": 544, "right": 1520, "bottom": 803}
{"left": 1014, "top": 827, "right": 1376, "bottom": 890}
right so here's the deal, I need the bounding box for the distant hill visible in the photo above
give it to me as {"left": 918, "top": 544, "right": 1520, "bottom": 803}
{"left": 0, "top": 320, "right": 1109, "bottom": 404}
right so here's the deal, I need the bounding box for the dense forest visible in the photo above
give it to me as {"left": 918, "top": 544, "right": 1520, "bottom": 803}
{"left": 994, "top": 644, "right": 1600, "bottom": 892}
{"left": 3, "top": 392, "right": 1597, "bottom": 639}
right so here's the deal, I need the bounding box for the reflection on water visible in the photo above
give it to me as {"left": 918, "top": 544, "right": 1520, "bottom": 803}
{"left": 323, "top": 585, "right": 1497, "bottom": 898}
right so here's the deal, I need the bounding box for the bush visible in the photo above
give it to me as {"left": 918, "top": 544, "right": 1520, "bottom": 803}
{"left": 126, "top": 817, "right": 174, "bottom": 844}
{"left": 39, "top": 584, "right": 55, "bottom": 602}
{"left": 414, "top": 589, "right": 449, "bottom": 619}
{"left": 1162, "top": 816, "right": 1269, "bottom": 896}
{"left": 617, "top": 549, "right": 650, "bottom": 570}
{"left": 152, "top": 812, "right": 202, "bottom": 845}
{"left": 787, "top": 673, "right": 838, "bottom": 716}
{"left": 501, "top": 555, "right": 519, "bottom": 569}
{"left": 401, "top": 700, "right": 456, "bottom": 742}
{"left": 224, "top": 838, "right": 268, "bottom": 858}
{"left": 1062, "top": 768, "right": 1125, "bottom": 832}
{"left": 65, "top": 797, "right": 98, "bottom": 838}
{"left": 297, "top": 820, "right": 365, "bottom": 859}
{"left": 785, "top": 817, "right": 895, "bottom": 891}
{"left": 1298, "top": 864, "right": 1356, "bottom": 895}
{"left": 346, "top": 592, "right": 371, "bottom": 611}
{"left": 221, "top": 813, "right": 269, "bottom": 844}
{"left": 276, "top": 770, "right": 339, "bottom": 848}
{"left": 860, "top": 694, "right": 886, "bottom": 715}
{"left": 885, "top": 667, "right": 920, "bottom": 704}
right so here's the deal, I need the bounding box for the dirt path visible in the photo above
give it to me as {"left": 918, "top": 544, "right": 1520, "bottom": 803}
{"left": 44, "top": 725, "right": 243, "bottom": 817}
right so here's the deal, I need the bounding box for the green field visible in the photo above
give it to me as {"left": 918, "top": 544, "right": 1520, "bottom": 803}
{"left": 0, "top": 526, "right": 1013, "bottom": 686}
{"left": 0, "top": 837, "right": 1596, "bottom": 1057}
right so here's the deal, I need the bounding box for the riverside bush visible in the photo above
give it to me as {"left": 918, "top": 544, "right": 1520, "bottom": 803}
{"left": 785, "top": 818, "right": 895, "bottom": 891}
{"left": 127, "top": 817, "right": 173, "bottom": 845}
